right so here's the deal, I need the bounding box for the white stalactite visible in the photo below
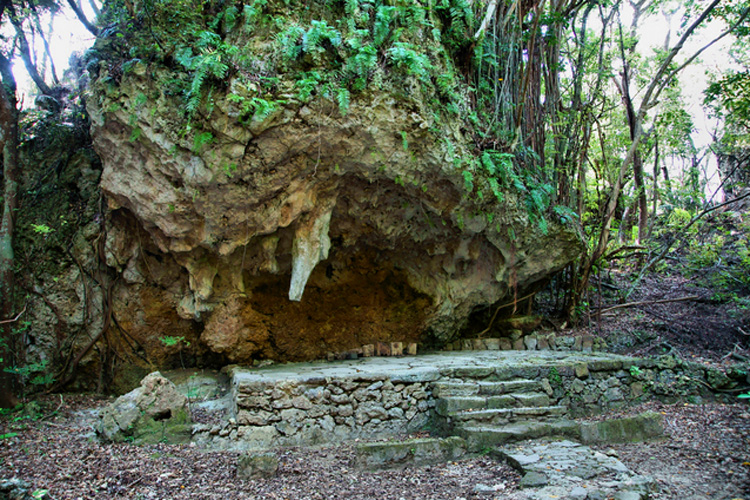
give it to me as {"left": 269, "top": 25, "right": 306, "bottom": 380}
{"left": 289, "top": 208, "right": 333, "bottom": 301}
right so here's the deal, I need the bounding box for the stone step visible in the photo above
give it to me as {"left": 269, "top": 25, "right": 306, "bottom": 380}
{"left": 494, "top": 439, "right": 655, "bottom": 498}
{"left": 458, "top": 419, "right": 580, "bottom": 451}
{"left": 435, "top": 392, "right": 552, "bottom": 415}
{"left": 431, "top": 379, "right": 539, "bottom": 398}
{"left": 449, "top": 405, "right": 568, "bottom": 426}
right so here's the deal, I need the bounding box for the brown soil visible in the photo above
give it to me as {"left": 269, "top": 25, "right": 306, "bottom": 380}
{"left": 0, "top": 395, "right": 520, "bottom": 499}
{"left": 590, "top": 401, "right": 750, "bottom": 500}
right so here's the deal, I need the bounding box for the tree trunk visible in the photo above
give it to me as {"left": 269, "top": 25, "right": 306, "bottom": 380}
{"left": 0, "top": 53, "right": 19, "bottom": 408}
{"left": 633, "top": 151, "right": 648, "bottom": 244}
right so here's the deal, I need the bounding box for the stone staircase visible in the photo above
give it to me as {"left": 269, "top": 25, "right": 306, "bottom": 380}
{"left": 432, "top": 378, "right": 579, "bottom": 451}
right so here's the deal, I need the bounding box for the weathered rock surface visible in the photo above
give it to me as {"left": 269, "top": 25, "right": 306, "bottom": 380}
{"left": 237, "top": 452, "right": 279, "bottom": 480}
{"left": 96, "top": 372, "right": 192, "bottom": 444}
{"left": 84, "top": 0, "right": 583, "bottom": 366}
{"left": 496, "top": 440, "right": 656, "bottom": 500}
{"left": 354, "top": 436, "right": 467, "bottom": 470}
{"left": 0, "top": 478, "right": 53, "bottom": 500}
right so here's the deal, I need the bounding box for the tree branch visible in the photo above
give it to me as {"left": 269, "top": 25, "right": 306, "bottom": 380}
{"left": 474, "top": 0, "right": 499, "bottom": 40}
{"left": 597, "top": 295, "right": 699, "bottom": 314}
{"left": 66, "top": 0, "right": 98, "bottom": 36}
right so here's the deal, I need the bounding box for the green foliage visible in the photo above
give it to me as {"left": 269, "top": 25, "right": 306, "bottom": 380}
{"left": 3, "top": 360, "right": 54, "bottom": 388}
{"left": 277, "top": 20, "right": 342, "bottom": 63}
{"left": 400, "top": 131, "right": 408, "bottom": 151}
{"left": 159, "top": 336, "right": 191, "bottom": 348}
{"left": 30, "top": 224, "right": 53, "bottom": 234}
{"left": 548, "top": 366, "right": 562, "bottom": 387}
{"left": 387, "top": 43, "right": 433, "bottom": 82}
{"left": 174, "top": 30, "right": 239, "bottom": 118}
{"left": 192, "top": 131, "right": 214, "bottom": 153}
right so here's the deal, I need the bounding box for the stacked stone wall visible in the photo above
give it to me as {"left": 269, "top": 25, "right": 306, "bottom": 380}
{"left": 231, "top": 375, "right": 434, "bottom": 449}
{"left": 214, "top": 352, "right": 745, "bottom": 450}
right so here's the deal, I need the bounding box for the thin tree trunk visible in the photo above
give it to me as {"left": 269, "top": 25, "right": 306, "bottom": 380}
{"left": 66, "top": 0, "right": 99, "bottom": 36}
{"left": 9, "top": 14, "right": 53, "bottom": 96}
{"left": 33, "top": 10, "right": 59, "bottom": 86}
{"left": 0, "top": 53, "right": 19, "bottom": 408}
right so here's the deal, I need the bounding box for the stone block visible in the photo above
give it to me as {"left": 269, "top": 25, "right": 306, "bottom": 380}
{"left": 523, "top": 336, "right": 538, "bottom": 351}
{"left": 362, "top": 344, "right": 375, "bottom": 357}
{"left": 630, "top": 382, "right": 644, "bottom": 399}
{"left": 519, "top": 471, "right": 548, "bottom": 488}
{"left": 96, "top": 372, "right": 192, "bottom": 445}
{"left": 499, "top": 338, "right": 513, "bottom": 350}
{"left": 390, "top": 342, "right": 403, "bottom": 356}
{"left": 354, "top": 436, "right": 466, "bottom": 470}
{"left": 406, "top": 343, "right": 418, "bottom": 355}
{"left": 546, "top": 333, "right": 557, "bottom": 350}
{"left": 376, "top": 342, "right": 391, "bottom": 356}
{"left": 573, "top": 336, "right": 583, "bottom": 351}
{"left": 237, "top": 452, "right": 278, "bottom": 480}
{"left": 472, "top": 338, "right": 485, "bottom": 350}
{"left": 494, "top": 315, "right": 542, "bottom": 333}
{"left": 461, "top": 339, "right": 473, "bottom": 351}
{"left": 237, "top": 425, "right": 279, "bottom": 449}
{"left": 484, "top": 338, "right": 500, "bottom": 350}
{"left": 537, "top": 336, "right": 549, "bottom": 350}
{"left": 574, "top": 363, "right": 590, "bottom": 379}
{"left": 582, "top": 334, "right": 594, "bottom": 352}
{"left": 513, "top": 338, "right": 525, "bottom": 350}
{"left": 579, "top": 411, "right": 664, "bottom": 444}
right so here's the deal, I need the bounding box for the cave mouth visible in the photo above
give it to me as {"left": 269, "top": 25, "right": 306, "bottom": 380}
{"left": 245, "top": 251, "right": 434, "bottom": 362}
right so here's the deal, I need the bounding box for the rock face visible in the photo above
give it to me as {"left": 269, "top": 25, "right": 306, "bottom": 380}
{"left": 84, "top": 0, "right": 583, "bottom": 367}
{"left": 96, "top": 372, "right": 192, "bottom": 443}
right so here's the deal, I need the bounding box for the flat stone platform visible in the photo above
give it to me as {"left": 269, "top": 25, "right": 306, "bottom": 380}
{"left": 217, "top": 350, "right": 650, "bottom": 450}
{"left": 230, "top": 350, "right": 639, "bottom": 385}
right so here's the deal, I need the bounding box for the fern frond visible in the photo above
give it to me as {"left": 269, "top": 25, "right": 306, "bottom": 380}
{"left": 336, "top": 87, "right": 350, "bottom": 116}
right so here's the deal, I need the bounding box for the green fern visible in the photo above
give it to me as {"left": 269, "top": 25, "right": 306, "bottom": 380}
{"left": 336, "top": 87, "right": 351, "bottom": 115}
{"left": 373, "top": 5, "right": 397, "bottom": 47}
{"left": 346, "top": 44, "right": 377, "bottom": 90}
{"left": 295, "top": 71, "right": 323, "bottom": 101}
{"left": 243, "top": 0, "right": 268, "bottom": 31}
{"left": 387, "top": 42, "right": 432, "bottom": 82}
{"left": 462, "top": 170, "right": 474, "bottom": 192}
{"left": 277, "top": 24, "right": 306, "bottom": 60}
{"left": 193, "top": 131, "right": 214, "bottom": 153}
{"left": 278, "top": 20, "right": 342, "bottom": 64}
{"left": 248, "top": 97, "right": 279, "bottom": 122}
{"left": 175, "top": 30, "right": 238, "bottom": 118}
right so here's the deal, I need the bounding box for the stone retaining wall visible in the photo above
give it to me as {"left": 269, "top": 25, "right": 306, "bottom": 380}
{"left": 231, "top": 375, "right": 434, "bottom": 449}
{"left": 218, "top": 352, "right": 745, "bottom": 450}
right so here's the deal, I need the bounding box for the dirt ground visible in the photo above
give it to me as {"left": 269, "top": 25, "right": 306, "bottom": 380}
{"left": 0, "top": 394, "right": 520, "bottom": 499}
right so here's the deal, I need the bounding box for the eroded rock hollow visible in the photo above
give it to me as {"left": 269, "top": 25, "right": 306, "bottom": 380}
{"left": 84, "top": 0, "right": 583, "bottom": 367}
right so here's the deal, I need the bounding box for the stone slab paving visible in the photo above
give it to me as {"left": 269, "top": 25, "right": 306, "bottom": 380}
{"left": 230, "top": 350, "right": 638, "bottom": 385}
{"left": 492, "top": 439, "right": 655, "bottom": 500}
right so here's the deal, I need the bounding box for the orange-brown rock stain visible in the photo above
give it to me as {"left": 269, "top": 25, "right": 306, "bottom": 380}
{"left": 196, "top": 252, "right": 433, "bottom": 363}
{"left": 249, "top": 260, "right": 432, "bottom": 361}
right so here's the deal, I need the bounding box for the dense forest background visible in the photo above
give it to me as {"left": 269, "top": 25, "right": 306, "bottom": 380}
{"left": 0, "top": 0, "right": 748, "bottom": 404}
